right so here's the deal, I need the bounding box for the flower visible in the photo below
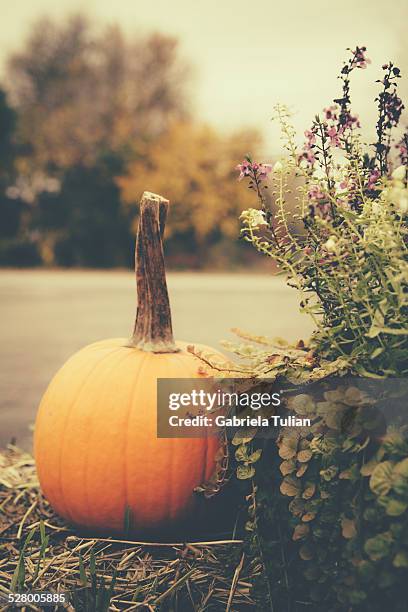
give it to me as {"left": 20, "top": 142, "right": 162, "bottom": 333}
{"left": 240, "top": 208, "right": 268, "bottom": 229}
{"left": 324, "top": 105, "right": 338, "bottom": 121}
{"left": 308, "top": 185, "right": 325, "bottom": 200}
{"left": 351, "top": 46, "right": 371, "bottom": 70}
{"left": 324, "top": 236, "right": 338, "bottom": 252}
{"left": 366, "top": 169, "right": 381, "bottom": 190}
{"left": 327, "top": 126, "right": 341, "bottom": 147}
{"left": 236, "top": 160, "right": 272, "bottom": 182}
{"left": 236, "top": 160, "right": 252, "bottom": 180}
{"left": 392, "top": 165, "right": 406, "bottom": 182}
{"left": 273, "top": 160, "right": 283, "bottom": 173}
{"left": 258, "top": 164, "right": 273, "bottom": 180}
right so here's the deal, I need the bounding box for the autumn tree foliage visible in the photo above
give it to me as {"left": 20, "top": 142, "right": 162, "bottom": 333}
{"left": 0, "top": 15, "right": 261, "bottom": 267}
{"left": 7, "top": 15, "right": 189, "bottom": 170}
{"left": 117, "top": 122, "right": 261, "bottom": 266}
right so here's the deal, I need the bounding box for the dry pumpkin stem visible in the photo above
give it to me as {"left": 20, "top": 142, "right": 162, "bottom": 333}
{"left": 129, "top": 191, "right": 179, "bottom": 353}
{"left": 0, "top": 446, "right": 258, "bottom": 611}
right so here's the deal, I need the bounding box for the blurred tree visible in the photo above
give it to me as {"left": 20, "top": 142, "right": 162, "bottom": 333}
{"left": 3, "top": 15, "right": 190, "bottom": 266}
{"left": 31, "top": 157, "right": 133, "bottom": 267}
{"left": 0, "top": 88, "right": 39, "bottom": 265}
{"left": 117, "top": 122, "right": 263, "bottom": 267}
{"left": 7, "top": 15, "right": 189, "bottom": 170}
{"left": 2, "top": 15, "right": 263, "bottom": 268}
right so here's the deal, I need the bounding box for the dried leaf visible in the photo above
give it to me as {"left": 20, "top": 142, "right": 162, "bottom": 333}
{"left": 302, "top": 484, "right": 316, "bottom": 499}
{"left": 293, "top": 523, "right": 310, "bottom": 541}
{"left": 302, "top": 512, "right": 316, "bottom": 523}
{"left": 297, "top": 450, "right": 313, "bottom": 463}
{"left": 278, "top": 435, "right": 298, "bottom": 459}
{"left": 296, "top": 464, "right": 308, "bottom": 477}
{"left": 280, "top": 476, "right": 301, "bottom": 497}
{"left": 280, "top": 460, "right": 296, "bottom": 476}
{"left": 341, "top": 517, "right": 357, "bottom": 539}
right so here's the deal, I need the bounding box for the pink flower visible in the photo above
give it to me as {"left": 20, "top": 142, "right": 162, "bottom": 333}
{"left": 236, "top": 160, "right": 252, "bottom": 180}
{"left": 258, "top": 164, "right": 273, "bottom": 180}
{"left": 236, "top": 160, "right": 273, "bottom": 182}
{"left": 366, "top": 169, "right": 381, "bottom": 189}
{"left": 351, "top": 46, "right": 371, "bottom": 70}
{"left": 308, "top": 185, "right": 325, "bottom": 200}
{"left": 324, "top": 105, "right": 338, "bottom": 121}
{"left": 304, "top": 130, "right": 316, "bottom": 145}
{"left": 327, "top": 126, "right": 341, "bottom": 146}
{"left": 340, "top": 111, "right": 360, "bottom": 130}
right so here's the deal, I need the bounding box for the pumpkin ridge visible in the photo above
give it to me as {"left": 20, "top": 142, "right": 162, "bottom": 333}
{"left": 169, "top": 351, "right": 211, "bottom": 520}
{"left": 58, "top": 347, "right": 127, "bottom": 524}
{"left": 82, "top": 348, "right": 139, "bottom": 527}
{"left": 123, "top": 350, "right": 150, "bottom": 531}
{"left": 38, "top": 346, "right": 123, "bottom": 520}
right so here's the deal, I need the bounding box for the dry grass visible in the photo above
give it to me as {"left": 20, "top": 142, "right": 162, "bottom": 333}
{"left": 0, "top": 446, "right": 259, "bottom": 611}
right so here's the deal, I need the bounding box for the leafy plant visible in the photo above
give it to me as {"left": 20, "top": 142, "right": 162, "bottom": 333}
{"left": 237, "top": 46, "right": 408, "bottom": 378}
{"left": 223, "top": 46, "right": 408, "bottom": 610}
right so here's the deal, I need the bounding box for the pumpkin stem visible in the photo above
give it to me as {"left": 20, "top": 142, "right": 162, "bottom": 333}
{"left": 129, "top": 191, "right": 179, "bottom": 353}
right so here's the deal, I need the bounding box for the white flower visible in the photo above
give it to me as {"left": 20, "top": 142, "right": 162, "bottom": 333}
{"left": 273, "top": 160, "right": 283, "bottom": 173}
{"left": 240, "top": 208, "right": 268, "bottom": 229}
{"left": 324, "top": 236, "right": 338, "bottom": 253}
{"left": 383, "top": 185, "right": 408, "bottom": 214}
{"left": 398, "top": 194, "right": 408, "bottom": 214}
{"left": 392, "top": 165, "right": 406, "bottom": 182}
{"left": 371, "top": 201, "right": 382, "bottom": 215}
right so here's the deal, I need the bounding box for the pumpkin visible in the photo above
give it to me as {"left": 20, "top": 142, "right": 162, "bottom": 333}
{"left": 34, "top": 192, "right": 222, "bottom": 535}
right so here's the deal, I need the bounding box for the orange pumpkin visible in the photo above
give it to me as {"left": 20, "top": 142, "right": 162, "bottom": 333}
{"left": 34, "top": 192, "right": 221, "bottom": 535}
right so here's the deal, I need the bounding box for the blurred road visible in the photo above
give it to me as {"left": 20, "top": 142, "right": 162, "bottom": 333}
{"left": 0, "top": 270, "right": 315, "bottom": 449}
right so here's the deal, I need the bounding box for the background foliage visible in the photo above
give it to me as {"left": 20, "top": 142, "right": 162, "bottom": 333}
{"left": 0, "top": 15, "right": 261, "bottom": 268}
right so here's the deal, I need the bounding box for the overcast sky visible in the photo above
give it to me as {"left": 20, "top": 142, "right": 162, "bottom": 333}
{"left": 1, "top": 0, "right": 407, "bottom": 154}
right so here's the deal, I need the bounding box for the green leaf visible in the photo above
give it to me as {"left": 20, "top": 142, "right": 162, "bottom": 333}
{"left": 394, "top": 457, "right": 408, "bottom": 478}
{"left": 370, "top": 346, "right": 384, "bottom": 359}
{"left": 232, "top": 427, "right": 257, "bottom": 446}
{"left": 369, "top": 461, "right": 394, "bottom": 496}
{"left": 393, "top": 552, "right": 408, "bottom": 568}
{"left": 248, "top": 449, "right": 262, "bottom": 463}
{"left": 236, "top": 464, "right": 255, "bottom": 479}
{"left": 348, "top": 590, "right": 367, "bottom": 605}
{"left": 385, "top": 498, "right": 408, "bottom": 516}
{"left": 360, "top": 458, "right": 379, "bottom": 477}
{"left": 358, "top": 560, "right": 376, "bottom": 582}
{"left": 364, "top": 532, "right": 393, "bottom": 561}
{"left": 377, "top": 327, "right": 408, "bottom": 336}
{"left": 78, "top": 553, "right": 87, "bottom": 586}
{"left": 235, "top": 444, "right": 249, "bottom": 462}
